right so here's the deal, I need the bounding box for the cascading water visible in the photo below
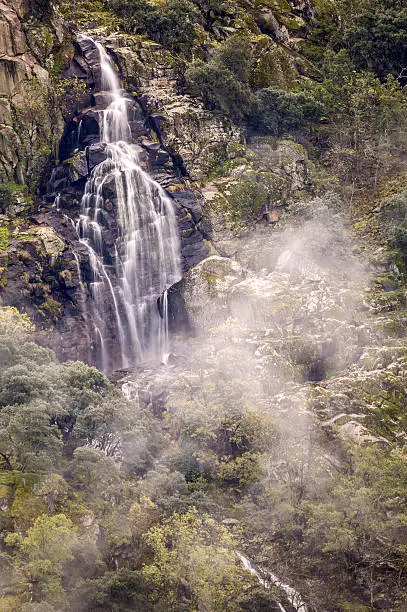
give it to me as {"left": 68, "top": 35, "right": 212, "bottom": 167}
{"left": 237, "top": 553, "right": 308, "bottom": 612}
{"left": 76, "top": 35, "right": 181, "bottom": 372}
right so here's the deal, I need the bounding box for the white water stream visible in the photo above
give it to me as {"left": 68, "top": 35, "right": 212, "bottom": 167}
{"left": 238, "top": 553, "right": 308, "bottom": 612}
{"left": 75, "top": 35, "right": 181, "bottom": 372}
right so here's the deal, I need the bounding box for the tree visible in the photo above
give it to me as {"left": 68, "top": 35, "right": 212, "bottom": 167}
{"left": 246, "top": 88, "right": 323, "bottom": 137}
{"left": 304, "top": 445, "right": 407, "bottom": 608}
{"left": 214, "top": 33, "right": 253, "bottom": 84}
{"left": 0, "top": 400, "right": 62, "bottom": 472}
{"left": 142, "top": 507, "right": 257, "bottom": 610}
{"left": 0, "top": 308, "right": 36, "bottom": 370}
{"left": 106, "top": 0, "right": 201, "bottom": 58}
{"left": 381, "top": 188, "right": 407, "bottom": 266}
{"left": 185, "top": 60, "right": 251, "bottom": 120}
{"left": 75, "top": 393, "right": 162, "bottom": 472}
{"left": 70, "top": 569, "right": 151, "bottom": 611}
{"left": 5, "top": 514, "right": 76, "bottom": 605}
{"left": 0, "top": 307, "right": 35, "bottom": 341}
{"left": 334, "top": 1, "right": 407, "bottom": 81}
{"left": 306, "top": 52, "right": 407, "bottom": 185}
{"left": 68, "top": 446, "right": 124, "bottom": 506}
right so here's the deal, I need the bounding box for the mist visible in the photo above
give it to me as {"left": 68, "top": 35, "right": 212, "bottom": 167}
{"left": 111, "top": 193, "right": 383, "bottom": 607}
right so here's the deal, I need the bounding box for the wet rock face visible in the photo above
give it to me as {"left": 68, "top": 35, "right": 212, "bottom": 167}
{"left": 50, "top": 36, "right": 211, "bottom": 269}
{"left": 0, "top": 0, "right": 52, "bottom": 182}
{"left": 38, "top": 37, "right": 211, "bottom": 363}
{"left": 98, "top": 33, "right": 242, "bottom": 182}
{"left": 181, "top": 256, "right": 246, "bottom": 329}
{"left": 0, "top": 209, "right": 89, "bottom": 361}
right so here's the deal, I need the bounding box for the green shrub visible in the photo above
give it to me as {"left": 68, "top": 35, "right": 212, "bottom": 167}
{"left": 334, "top": 1, "right": 407, "bottom": 81}
{"left": 185, "top": 60, "right": 251, "bottom": 120}
{"left": 105, "top": 0, "right": 201, "bottom": 57}
{"left": 214, "top": 32, "right": 253, "bottom": 84}
{"left": 380, "top": 189, "right": 407, "bottom": 266}
{"left": 246, "top": 87, "right": 323, "bottom": 137}
{"left": 0, "top": 183, "right": 27, "bottom": 211}
{"left": 0, "top": 225, "right": 9, "bottom": 252}
{"left": 185, "top": 33, "right": 253, "bottom": 120}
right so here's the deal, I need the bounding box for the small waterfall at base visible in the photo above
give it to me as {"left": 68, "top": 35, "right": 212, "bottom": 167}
{"left": 75, "top": 35, "right": 181, "bottom": 372}
{"left": 238, "top": 553, "right": 307, "bottom": 612}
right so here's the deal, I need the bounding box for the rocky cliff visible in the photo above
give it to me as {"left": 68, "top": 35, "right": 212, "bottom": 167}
{"left": 0, "top": 0, "right": 313, "bottom": 366}
{"left": 2, "top": 0, "right": 407, "bottom": 609}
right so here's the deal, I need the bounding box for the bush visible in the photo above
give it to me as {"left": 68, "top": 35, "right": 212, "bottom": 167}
{"left": 0, "top": 307, "right": 34, "bottom": 341}
{"left": 185, "top": 60, "right": 251, "bottom": 120}
{"left": 246, "top": 87, "right": 323, "bottom": 137}
{"left": 381, "top": 189, "right": 407, "bottom": 265}
{"left": 305, "top": 54, "right": 407, "bottom": 184}
{"left": 214, "top": 32, "right": 253, "bottom": 84}
{"left": 0, "top": 183, "right": 27, "bottom": 212}
{"left": 106, "top": 0, "right": 201, "bottom": 58}
{"left": 185, "top": 38, "right": 323, "bottom": 133}
{"left": 334, "top": 2, "right": 407, "bottom": 81}
{"left": 185, "top": 33, "right": 253, "bottom": 120}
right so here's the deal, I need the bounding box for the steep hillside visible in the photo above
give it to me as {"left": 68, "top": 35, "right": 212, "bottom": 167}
{"left": 1, "top": 0, "right": 407, "bottom": 610}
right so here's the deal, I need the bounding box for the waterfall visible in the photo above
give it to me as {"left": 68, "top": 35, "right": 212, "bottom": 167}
{"left": 75, "top": 35, "right": 181, "bottom": 372}
{"left": 237, "top": 553, "right": 308, "bottom": 612}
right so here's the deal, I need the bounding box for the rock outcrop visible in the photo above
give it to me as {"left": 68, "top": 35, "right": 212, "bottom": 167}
{"left": 0, "top": 1, "right": 324, "bottom": 368}
{"left": 47, "top": 33, "right": 212, "bottom": 272}
{"left": 0, "top": 0, "right": 65, "bottom": 182}
{"left": 103, "top": 32, "right": 243, "bottom": 182}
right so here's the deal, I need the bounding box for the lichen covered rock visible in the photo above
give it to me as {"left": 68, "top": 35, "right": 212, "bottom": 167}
{"left": 182, "top": 255, "right": 245, "bottom": 329}
{"left": 0, "top": 0, "right": 66, "bottom": 183}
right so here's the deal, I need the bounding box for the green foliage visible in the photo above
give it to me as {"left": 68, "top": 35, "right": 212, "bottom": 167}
{"left": 305, "top": 51, "right": 407, "bottom": 185}
{"left": 105, "top": 0, "right": 201, "bottom": 57}
{"left": 185, "top": 33, "right": 254, "bottom": 120}
{"left": 0, "top": 400, "right": 62, "bottom": 472}
{"left": 380, "top": 188, "right": 407, "bottom": 263}
{"left": 214, "top": 178, "right": 268, "bottom": 231}
{"left": 0, "top": 183, "right": 27, "bottom": 211}
{"left": 71, "top": 569, "right": 151, "bottom": 611}
{"left": 166, "top": 378, "right": 275, "bottom": 490}
{"left": 219, "top": 451, "right": 263, "bottom": 487}
{"left": 214, "top": 32, "right": 253, "bottom": 84}
{"left": 0, "top": 307, "right": 35, "bottom": 341}
{"left": 138, "top": 466, "right": 189, "bottom": 511}
{"left": 10, "top": 78, "right": 56, "bottom": 192}
{"left": 51, "top": 76, "right": 87, "bottom": 119}
{"left": 304, "top": 445, "right": 407, "bottom": 605}
{"left": 236, "top": 585, "right": 287, "bottom": 611}
{"left": 185, "top": 59, "right": 250, "bottom": 120}
{"left": 306, "top": 0, "right": 407, "bottom": 82}
{"left": 5, "top": 513, "right": 76, "bottom": 604}
{"left": 4, "top": 6, "right": 407, "bottom": 607}
{"left": 0, "top": 320, "right": 407, "bottom": 608}
{"left": 364, "top": 369, "right": 407, "bottom": 440}
{"left": 38, "top": 297, "right": 62, "bottom": 322}
{"left": 69, "top": 446, "right": 123, "bottom": 505}
{"left": 334, "top": 1, "right": 407, "bottom": 81}
{"left": 246, "top": 87, "right": 323, "bottom": 137}
{"left": 184, "top": 32, "right": 322, "bottom": 137}
{"left": 10, "top": 75, "right": 85, "bottom": 192}
{"left": 0, "top": 321, "right": 170, "bottom": 607}
{"left": 76, "top": 393, "right": 162, "bottom": 472}
{"left": 314, "top": 51, "right": 407, "bottom": 138}
{"left": 142, "top": 507, "right": 254, "bottom": 610}
{"left": 22, "top": 16, "right": 54, "bottom": 63}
